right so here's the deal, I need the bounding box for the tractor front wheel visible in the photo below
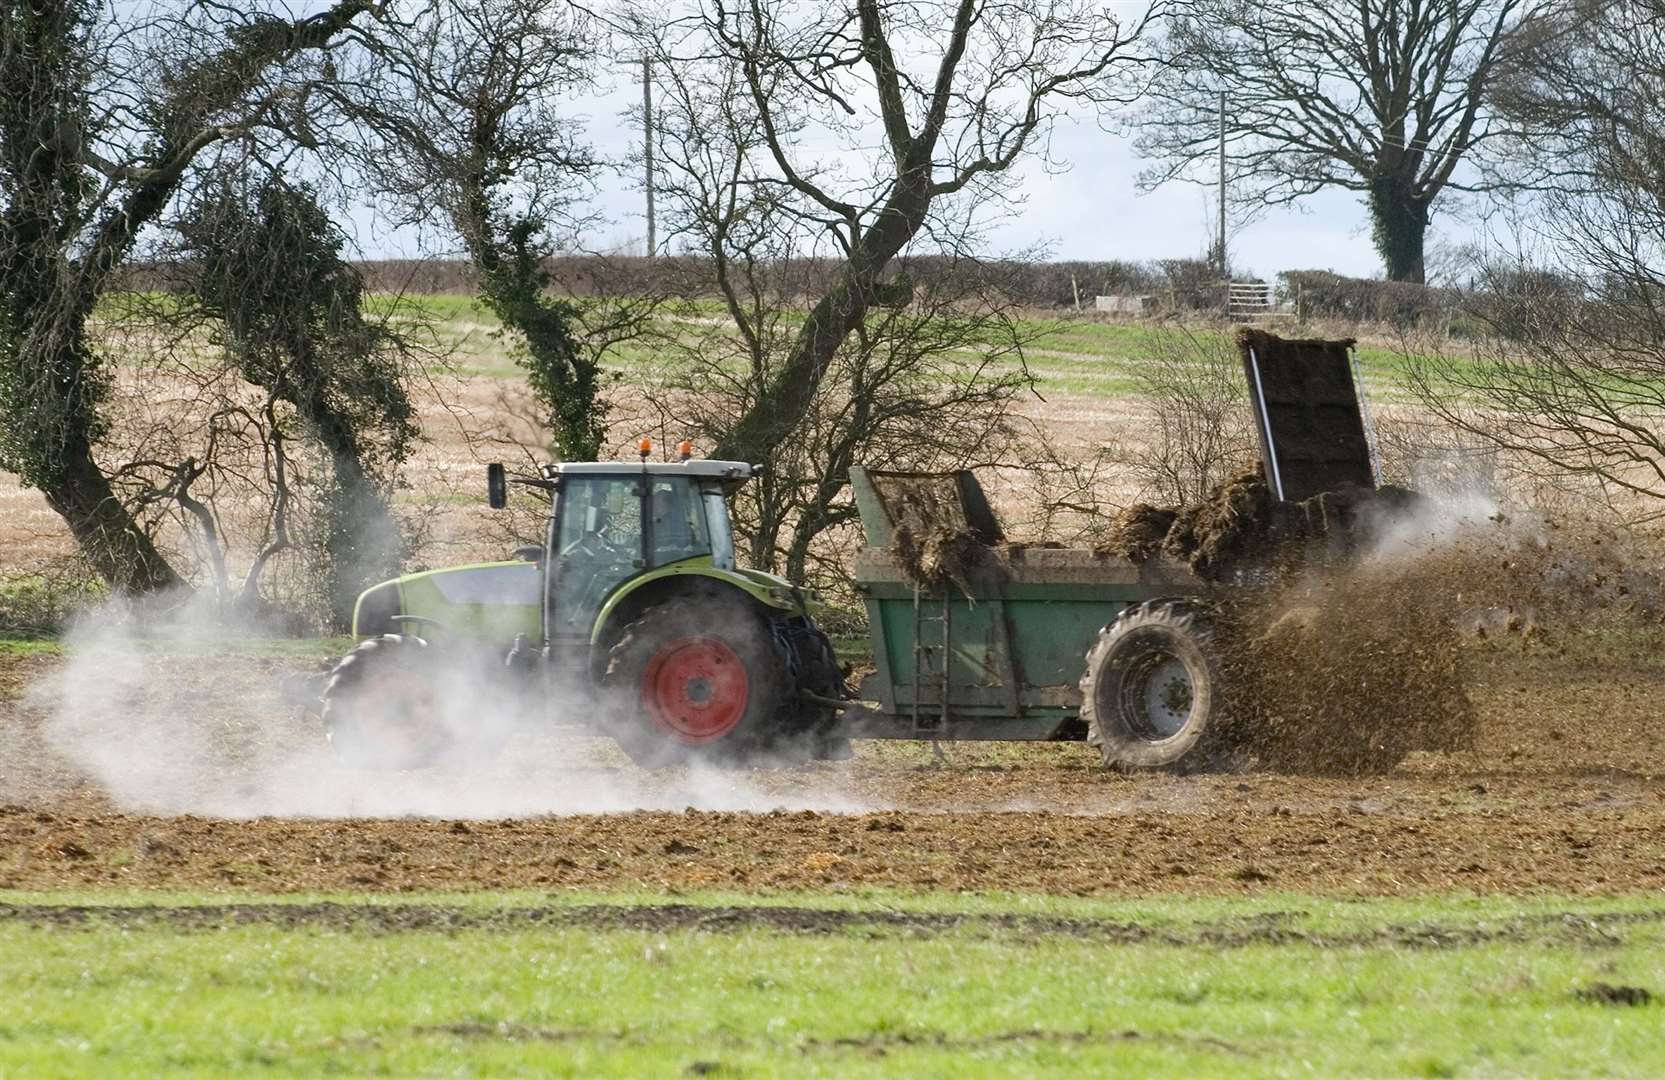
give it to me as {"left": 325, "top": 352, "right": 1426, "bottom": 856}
{"left": 322, "top": 635, "right": 448, "bottom": 769}
{"left": 604, "top": 597, "right": 790, "bottom": 767}
{"left": 322, "top": 635, "right": 512, "bottom": 770}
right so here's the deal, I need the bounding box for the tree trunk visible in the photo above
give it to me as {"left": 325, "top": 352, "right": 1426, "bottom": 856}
{"left": 318, "top": 454, "right": 403, "bottom": 630}
{"left": 41, "top": 438, "right": 185, "bottom": 593}
{"left": 302, "top": 388, "right": 405, "bottom": 629}
{"left": 1367, "top": 176, "right": 1430, "bottom": 284}
{"left": 0, "top": 298, "right": 188, "bottom": 595}
{"left": 783, "top": 514, "right": 821, "bottom": 585}
{"left": 712, "top": 193, "right": 926, "bottom": 463}
{"left": 455, "top": 187, "right": 601, "bottom": 463}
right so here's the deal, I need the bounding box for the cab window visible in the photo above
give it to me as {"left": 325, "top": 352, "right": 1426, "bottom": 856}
{"left": 550, "top": 476, "right": 643, "bottom": 637}
{"left": 649, "top": 479, "right": 711, "bottom": 566}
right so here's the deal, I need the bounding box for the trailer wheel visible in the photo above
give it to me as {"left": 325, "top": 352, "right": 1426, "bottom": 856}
{"left": 1080, "top": 600, "right": 1231, "bottom": 771}
{"left": 604, "top": 596, "right": 790, "bottom": 768}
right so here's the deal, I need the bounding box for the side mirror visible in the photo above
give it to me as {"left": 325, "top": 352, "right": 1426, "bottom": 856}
{"left": 487, "top": 463, "right": 507, "bottom": 509}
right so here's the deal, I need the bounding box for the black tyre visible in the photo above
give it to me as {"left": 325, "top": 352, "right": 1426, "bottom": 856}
{"left": 782, "top": 616, "right": 852, "bottom": 761}
{"left": 1080, "top": 600, "right": 1230, "bottom": 770}
{"left": 322, "top": 635, "right": 512, "bottom": 770}
{"left": 603, "top": 596, "right": 791, "bottom": 768}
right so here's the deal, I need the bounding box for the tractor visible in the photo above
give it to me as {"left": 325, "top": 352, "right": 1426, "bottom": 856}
{"left": 319, "top": 442, "right": 844, "bottom": 769}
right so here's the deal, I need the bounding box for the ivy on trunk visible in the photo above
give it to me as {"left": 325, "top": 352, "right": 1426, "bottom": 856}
{"left": 179, "top": 176, "right": 417, "bottom": 627}
{"left": 1368, "top": 176, "right": 1432, "bottom": 286}
{"left": 0, "top": 0, "right": 374, "bottom": 593}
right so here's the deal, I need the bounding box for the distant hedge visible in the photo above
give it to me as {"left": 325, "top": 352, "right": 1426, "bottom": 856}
{"left": 123, "top": 253, "right": 1236, "bottom": 310}
{"left": 126, "top": 255, "right": 1576, "bottom": 329}
{"left": 1279, "top": 270, "right": 1458, "bottom": 328}
{"left": 345, "top": 254, "right": 1233, "bottom": 311}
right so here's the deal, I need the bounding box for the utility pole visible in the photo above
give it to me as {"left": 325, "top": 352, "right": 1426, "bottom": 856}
{"left": 642, "top": 57, "right": 656, "bottom": 259}
{"left": 1217, "top": 89, "right": 1227, "bottom": 280}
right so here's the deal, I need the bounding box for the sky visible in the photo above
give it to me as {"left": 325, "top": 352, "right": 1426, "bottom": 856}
{"left": 354, "top": 48, "right": 1491, "bottom": 284}
{"left": 555, "top": 86, "right": 1473, "bottom": 284}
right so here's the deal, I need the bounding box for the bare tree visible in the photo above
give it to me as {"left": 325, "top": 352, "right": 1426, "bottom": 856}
{"left": 81, "top": 166, "right": 435, "bottom": 629}
{"left": 1135, "top": 0, "right": 1546, "bottom": 283}
{"left": 332, "top": 0, "right": 658, "bottom": 463}
{"left": 645, "top": 260, "right": 1037, "bottom": 587}
{"left": 1102, "top": 325, "right": 1257, "bottom": 507}
{"left": 1407, "top": 271, "right": 1665, "bottom": 523}
{"left": 172, "top": 172, "right": 420, "bottom": 625}
{"left": 99, "top": 386, "right": 304, "bottom": 619}
{"left": 0, "top": 0, "right": 378, "bottom": 592}
{"left": 1405, "top": 2, "right": 1665, "bottom": 522}
{"left": 630, "top": 0, "right": 1160, "bottom": 474}
{"left": 633, "top": 19, "right": 1047, "bottom": 587}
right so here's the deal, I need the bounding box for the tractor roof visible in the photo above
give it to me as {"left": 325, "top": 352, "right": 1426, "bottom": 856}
{"left": 547, "top": 460, "right": 757, "bottom": 481}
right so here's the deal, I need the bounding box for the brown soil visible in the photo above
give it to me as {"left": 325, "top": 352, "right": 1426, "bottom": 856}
{"left": 3, "top": 771, "right": 1665, "bottom": 896}
{"left": 3, "top": 640, "right": 1665, "bottom": 897}
{"left": 1575, "top": 983, "right": 1654, "bottom": 1007}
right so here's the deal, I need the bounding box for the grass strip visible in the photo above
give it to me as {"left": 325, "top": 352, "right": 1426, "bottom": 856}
{"left": 2, "top": 889, "right": 1660, "bottom": 1077}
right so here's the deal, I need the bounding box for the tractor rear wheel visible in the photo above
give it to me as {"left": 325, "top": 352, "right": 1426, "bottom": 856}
{"left": 1080, "top": 600, "right": 1233, "bottom": 771}
{"left": 604, "top": 596, "right": 790, "bottom": 767}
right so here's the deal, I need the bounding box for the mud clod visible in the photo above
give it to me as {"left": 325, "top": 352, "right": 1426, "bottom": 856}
{"left": 1099, "top": 504, "right": 1177, "bottom": 563}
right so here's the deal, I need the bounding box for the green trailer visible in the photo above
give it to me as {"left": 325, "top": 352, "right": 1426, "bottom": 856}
{"left": 844, "top": 465, "right": 1198, "bottom": 743}
{"left": 833, "top": 461, "right": 1471, "bottom": 772}
{"left": 836, "top": 466, "right": 1250, "bottom": 768}
{"left": 821, "top": 329, "right": 1470, "bottom": 770}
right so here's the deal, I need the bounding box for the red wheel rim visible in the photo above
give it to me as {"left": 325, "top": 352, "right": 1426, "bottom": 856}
{"left": 355, "top": 669, "right": 442, "bottom": 760}
{"left": 642, "top": 636, "right": 750, "bottom": 744}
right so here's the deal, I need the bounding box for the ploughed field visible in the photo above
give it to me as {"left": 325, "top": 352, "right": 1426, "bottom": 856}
{"left": 3, "top": 638, "right": 1663, "bottom": 897}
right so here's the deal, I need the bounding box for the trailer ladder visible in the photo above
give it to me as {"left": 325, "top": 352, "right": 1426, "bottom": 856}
{"left": 910, "top": 582, "right": 951, "bottom": 732}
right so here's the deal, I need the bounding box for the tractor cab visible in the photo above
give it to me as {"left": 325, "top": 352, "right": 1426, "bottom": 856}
{"left": 488, "top": 458, "right": 758, "bottom": 651}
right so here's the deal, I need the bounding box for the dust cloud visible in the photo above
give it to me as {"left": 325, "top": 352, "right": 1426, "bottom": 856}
{"left": 10, "top": 593, "right": 865, "bottom": 820}
{"left": 9, "top": 484, "right": 1663, "bottom": 813}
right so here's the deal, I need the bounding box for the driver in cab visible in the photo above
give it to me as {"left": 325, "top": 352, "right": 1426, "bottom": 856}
{"left": 563, "top": 503, "right": 626, "bottom": 561}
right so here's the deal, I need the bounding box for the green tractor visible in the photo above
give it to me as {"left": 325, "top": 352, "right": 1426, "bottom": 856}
{"left": 320, "top": 449, "right": 844, "bottom": 769}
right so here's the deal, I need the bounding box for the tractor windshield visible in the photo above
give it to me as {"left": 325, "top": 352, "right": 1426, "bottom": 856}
{"left": 549, "top": 476, "right": 643, "bottom": 638}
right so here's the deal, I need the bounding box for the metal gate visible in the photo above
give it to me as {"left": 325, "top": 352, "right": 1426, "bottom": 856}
{"left": 1226, "top": 281, "right": 1293, "bottom": 324}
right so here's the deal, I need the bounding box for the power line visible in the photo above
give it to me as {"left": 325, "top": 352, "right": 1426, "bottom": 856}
{"left": 1218, "top": 89, "right": 1227, "bottom": 277}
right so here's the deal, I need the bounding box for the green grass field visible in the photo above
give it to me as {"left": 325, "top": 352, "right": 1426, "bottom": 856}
{"left": 3, "top": 889, "right": 1660, "bottom": 1077}
{"left": 351, "top": 292, "right": 1461, "bottom": 397}
{"left": 94, "top": 289, "right": 1473, "bottom": 402}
